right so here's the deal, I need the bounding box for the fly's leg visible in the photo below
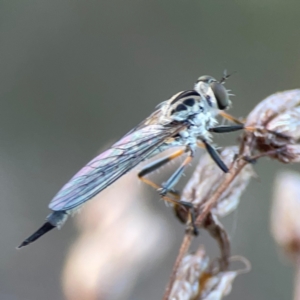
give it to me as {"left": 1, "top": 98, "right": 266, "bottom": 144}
{"left": 213, "top": 112, "right": 256, "bottom": 133}
{"left": 206, "top": 125, "right": 286, "bottom": 168}
{"left": 138, "top": 149, "right": 186, "bottom": 199}
{"left": 209, "top": 124, "right": 244, "bottom": 133}
{"left": 210, "top": 124, "right": 274, "bottom": 137}
{"left": 219, "top": 111, "right": 245, "bottom": 125}
{"left": 158, "top": 151, "right": 194, "bottom": 196}
{"left": 218, "top": 112, "right": 288, "bottom": 139}
{"left": 201, "top": 140, "right": 229, "bottom": 173}
{"left": 218, "top": 111, "right": 255, "bottom": 133}
{"left": 138, "top": 149, "right": 198, "bottom": 235}
{"left": 161, "top": 194, "right": 198, "bottom": 235}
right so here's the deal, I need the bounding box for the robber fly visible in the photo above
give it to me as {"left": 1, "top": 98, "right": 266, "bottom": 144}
{"left": 18, "top": 73, "right": 244, "bottom": 248}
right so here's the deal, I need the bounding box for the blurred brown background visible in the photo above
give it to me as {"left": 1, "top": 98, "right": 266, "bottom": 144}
{"left": 1, "top": 1, "right": 300, "bottom": 299}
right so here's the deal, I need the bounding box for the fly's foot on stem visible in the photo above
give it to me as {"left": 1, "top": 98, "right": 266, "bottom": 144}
{"left": 158, "top": 186, "right": 179, "bottom": 197}
{"left": 243, "top": 155, "right": 257, "bottom": 164}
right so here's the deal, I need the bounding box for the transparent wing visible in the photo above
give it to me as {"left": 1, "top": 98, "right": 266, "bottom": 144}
{"left": 126, "top": 109, "right": 162, "bottom": 133}
{"left": 49, "top": 124, "right": 182, "bottom": 211}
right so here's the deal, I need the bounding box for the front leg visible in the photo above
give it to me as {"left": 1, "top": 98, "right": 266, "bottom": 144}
{"left": 209, "top": 124, "right": 244, "bottom": 133}
{"left": 202, "top": 140, "right": 229, "bottom": 173}
{"left": 218, "top": 111, "right": 244, "bottom": 125}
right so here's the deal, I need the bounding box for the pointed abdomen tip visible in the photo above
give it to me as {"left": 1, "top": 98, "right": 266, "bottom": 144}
{"left": 16, "top": 222, "right": 56, "bottom": 249}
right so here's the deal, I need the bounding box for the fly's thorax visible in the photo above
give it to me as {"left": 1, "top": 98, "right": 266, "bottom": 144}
{"left": 174, "top": 111, "right": 216, "bottom": 148}
{"left": 189, "top": 109, "right": 217, "bottom": 128}
{"left": 157, "top": 89, "right": 218, "bottom": 145}
{"left": 159, "top": 90, "right": 207, "bottom": 124}
{"left": 171, "top": 125, "right": 212, "bottom": 150}
{"left": 189, "top": 113, "right": 216, "bottom": 139}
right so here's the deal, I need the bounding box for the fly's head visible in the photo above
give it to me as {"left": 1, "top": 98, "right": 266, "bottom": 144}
{"left": 194, "top": 74, "right": 232, "bottom": 115}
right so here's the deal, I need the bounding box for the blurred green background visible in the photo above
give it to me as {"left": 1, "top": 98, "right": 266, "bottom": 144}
{"left": 1, "top": 1, "right": 300, "bottom": 299}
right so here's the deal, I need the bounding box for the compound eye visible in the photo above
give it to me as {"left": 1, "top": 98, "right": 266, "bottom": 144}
{"left": 197, "top": 75, "right": 216, "bottom": 84}
{"left": 210, "top": 81, "right": 229, "bottom": 110}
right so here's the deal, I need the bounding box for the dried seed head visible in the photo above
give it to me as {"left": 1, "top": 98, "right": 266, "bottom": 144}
{"left": 244, "top": 89, "right": 300, "bottom": 163}
{"left": 246, "top": 89, "right": 300, "bottom": 127}
{"left": 248, "top": 106, "right": 300, "bottom": 162}
{"left": 271, "top": 144, "right": 300, "bottom": 163}
{"left": 283, "top": 145, "right": 300, "bottom": 163}
{"left": 266, "top": 107, "right": 300, "bottom": 143}
{"left": 176, "top": 146, "right": 253, "bottom": 222}
{"left": 271, "top": 171, "right": 300, "bottom": 260}
{"left": 200, "top": 271, "right": 239, "bottom": 300}
{"left": 199, "top": 256, "right": 250, "bottom": 300}
{"left": 169, "top": 247, "right": 210, "bottom": 300}
{"left": 169, "top": 246, "right": 250, "bottom": 300}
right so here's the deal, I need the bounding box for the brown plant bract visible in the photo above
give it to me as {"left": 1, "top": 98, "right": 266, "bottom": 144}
{"left": 284, "top": 145, "right": 300, "bottom": 163}
{"left": 180, "top": 146, "right": 253, "bottom": 218}
{"left": 246, "top": 89, "right": 300, "bottom": 127}
{"left": 245, "top": 89, "right": 300, "bottom": 163}
{"left": 174, "top": 146, "right": 253, "bottom": 271}
{"left": 169, "top": 246, "right": 249, "bottom": 300}
{"left": 202, "top": 213, "right": 230, "bottom": 271}
{"left": 169, "top": 247, "right": 209, "bottom": 300}
{"left": 266, "top": 107, "right": 300, "bottom": 144}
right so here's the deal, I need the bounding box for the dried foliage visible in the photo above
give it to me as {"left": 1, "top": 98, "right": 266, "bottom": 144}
{"left": 62, "top": 89, "right": 300, "bottom": 300}
{"left": 178, "top": 146, "right": 253, "bottom": 218}
{"left": 244, "top": 89, "right": 300, "bottom": 163}
{"left": 174, "top": 146, "right": 253, "bottom": 271}
{"left": 169, "top": 246, "right": 250, "bottom": 300}
{"left": 164, "top": 89, "right": 300, "bottom": 300}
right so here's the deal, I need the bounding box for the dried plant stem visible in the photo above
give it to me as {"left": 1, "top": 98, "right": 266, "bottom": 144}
{"left": 162, "top": 158, "right": 248, "bottom": 300}
{"left": 163, "top": 233, "right": 193, "bottom": 300}
{"left": 163, "top": 90, "right": 300, "bottom": 299}
{"left": 203, "top": 213, "right": 231, "bottom": 271}
{"left": 195, "top": 159, "right": 248, "bottom": 227}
